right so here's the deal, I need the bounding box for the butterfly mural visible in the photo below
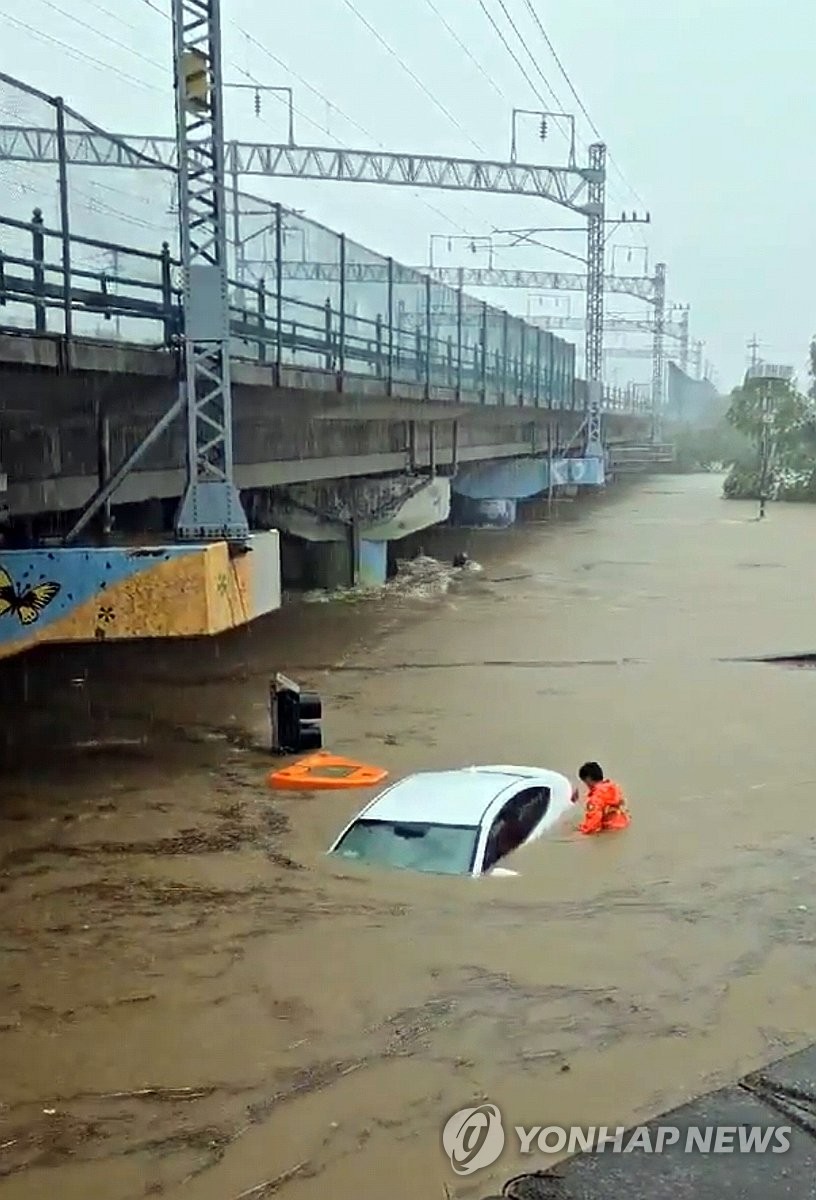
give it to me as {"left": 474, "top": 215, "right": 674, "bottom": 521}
{"left": 0, "top": 565, "right": 61, "bottom": 626}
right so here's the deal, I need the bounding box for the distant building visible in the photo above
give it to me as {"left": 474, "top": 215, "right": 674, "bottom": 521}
{"left": 667, "top": 362, "right": 722, "bottom": 424}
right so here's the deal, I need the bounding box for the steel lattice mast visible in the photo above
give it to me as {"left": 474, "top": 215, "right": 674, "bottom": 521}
{"left": 172, "top": 0, "right": 248, "bottom": 541}
{"left": 650, "top": 262, "right": 667, "bottom": 442}
{"left": 584, "top": 143, "right": 606, "bottom": 456}
{"left": 678, "top": 307, "right": 690, "bottom": 373}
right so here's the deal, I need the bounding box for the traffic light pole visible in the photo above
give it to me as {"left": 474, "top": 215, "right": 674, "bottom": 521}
{"left": 172, "top": 0, "right": 249, "bottom": 541}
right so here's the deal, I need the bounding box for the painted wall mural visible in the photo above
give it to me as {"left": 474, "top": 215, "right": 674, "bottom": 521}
{"left": 0, "top": 532, "right": 280, "bottom": 662}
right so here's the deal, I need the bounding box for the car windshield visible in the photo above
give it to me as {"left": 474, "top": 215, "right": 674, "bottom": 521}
{"left": 331, "top": 819, "right": 480, "bottom": 876}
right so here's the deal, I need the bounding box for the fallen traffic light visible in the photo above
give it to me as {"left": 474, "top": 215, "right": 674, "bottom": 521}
{"left": 270, "top": 673, "right": 323, "bottom": 754}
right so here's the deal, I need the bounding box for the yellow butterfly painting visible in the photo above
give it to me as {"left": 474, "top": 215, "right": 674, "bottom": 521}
{"left": 0, "top": 565, "right": 61, "bottom": 626}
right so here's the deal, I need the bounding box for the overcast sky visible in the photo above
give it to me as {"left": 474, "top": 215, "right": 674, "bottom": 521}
{"left": 3, "top": 0, "right": 813, "bottom": 387}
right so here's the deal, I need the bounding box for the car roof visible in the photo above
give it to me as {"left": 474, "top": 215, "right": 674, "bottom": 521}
{"left": 359, "top": 766, "right": 563, "bottom": 827}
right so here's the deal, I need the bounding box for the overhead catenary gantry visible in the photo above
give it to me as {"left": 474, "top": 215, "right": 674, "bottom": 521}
{"left": 530, "top": 313, "right": 684, "bottom": 342}
{"left": 276, "top": 259, "right": 654, "bottom": 302}
{"left": 0, "top": 129, "right": 597, "bottom": 207}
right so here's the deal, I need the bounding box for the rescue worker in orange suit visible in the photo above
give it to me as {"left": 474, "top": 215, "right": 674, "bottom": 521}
{"left": 575, "top": 761, "right": 630, "bottom": 835}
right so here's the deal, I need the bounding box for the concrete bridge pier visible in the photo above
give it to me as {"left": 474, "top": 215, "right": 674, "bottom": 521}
{"left": 249, "top": 472, "right": 451, "bottom": 591}
{"left": 301, "top": 536, "right": 387, "bottom": 591}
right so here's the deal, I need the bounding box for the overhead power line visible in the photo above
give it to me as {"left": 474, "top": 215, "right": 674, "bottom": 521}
{"left": 234, "top": 23, "right": 480, "bottom": 237}
{"left": 338, "top": 0, "right": 488, "bottom": 157}
{"left": 4, "top": 8, "right": 161, "bottom": 91}
{"left": 237, "top": 11, "right": 514, "bottom": 239}
{"left": 237, "top": 25, "right": 380, "bottom": 146}
{"left": 419, "top": 0, "right": 510, "bottom": 104}
{"left": 30, "top": 0, "right": 167, "bottom": 76}
{"left": 520, "top": 0, "right": 649, "bottom": 211}
{"left": 477, "top": 0, "right": 549, "bottom": 113}
{"left": 521, "top": 0, "right": 596, "bottom": 135}
{"left": 494, "top": 0, "right": 563, "bottom": 112}
{"left": 476, "top": 0, "right": 576, "bottom": 164}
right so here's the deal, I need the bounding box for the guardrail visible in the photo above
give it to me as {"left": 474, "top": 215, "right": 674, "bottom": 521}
{"left": 0, "top": 207, "right": 650, "bottom": 416}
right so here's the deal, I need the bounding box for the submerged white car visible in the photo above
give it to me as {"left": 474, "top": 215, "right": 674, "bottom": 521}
{"left": 327, "top": 765, "right": 577, "bottom": 877}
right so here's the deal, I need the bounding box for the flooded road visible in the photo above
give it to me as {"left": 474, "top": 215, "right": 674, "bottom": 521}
{"left": 1, "top": 474, "right": 815, "bottom": 1199}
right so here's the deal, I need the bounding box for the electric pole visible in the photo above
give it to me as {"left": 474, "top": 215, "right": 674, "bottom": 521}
{"left": 650, "top": 262, "right": 666, "bottom": 442}
{"left": 746, "top": 362, "right": 792, "bottom": 521}
{"left": 758, "top": 383, "right": 771, "bottom": 519}
{"left": 172, "top": 0, "right": 248, "bottom": 541}
{"left": 748, "top": 334, "right": 760, "bottom": 371}
{"left": 584, "top": 142, "right": 606, "bottom": 458}
{"left": 693, "top": 340, "right": 704, "bottom": 380}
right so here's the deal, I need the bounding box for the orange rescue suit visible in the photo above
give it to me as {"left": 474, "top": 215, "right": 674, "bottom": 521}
{"left": 578, "top": 779, "right": 630, "bottom": 835}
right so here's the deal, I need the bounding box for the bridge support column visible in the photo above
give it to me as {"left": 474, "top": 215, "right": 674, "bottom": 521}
{"left": 306, "top": 540, "right": 353, "bottom": 590}
{"left": 305, "top": 534, "right": 388, "bottom": 590}
{"left": 353, "top": 533, "right": 387, "bottom": 588}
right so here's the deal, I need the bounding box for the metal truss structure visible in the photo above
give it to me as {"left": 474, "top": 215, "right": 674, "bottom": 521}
{"left": 171, "top": 0, "right": 246, "bottom": 540}
{"left": 393, "top": 312, "right": 682, "bottom": 340}
{"left": 279, "top": 261, "right": 656, "bottom": 302}
{"left": 530, "top": 314, "right": 684, "bottom": 340}
{"left": 63, "top": 0, "right": 248, "bottom": 543}
{"left": 0, "top": 128, "right": 600, "bottom": 211}
{"left": 584, "top": 143, "right": 606, "bottom": 455}
{"left": 650, "top": 262, "right": 666, "bottom": 441}
{"left": 604, "top": 347, "right": 658, "bottom": 360}
{"left": 677, "top": 307, "right": 690, "bottom": 374}
{"left": 417, "top": 265, "right": 658, "bottom": 304}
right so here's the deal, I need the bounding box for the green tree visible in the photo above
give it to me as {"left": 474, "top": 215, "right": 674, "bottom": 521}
{"left": 670, "top": 420, "right": 751, "bottom": 473}
{"left": 727, "top": 375, "right": 804, "bottom": 443}
{"left": 723, "top": 373, "right": 816, "bottom": 501}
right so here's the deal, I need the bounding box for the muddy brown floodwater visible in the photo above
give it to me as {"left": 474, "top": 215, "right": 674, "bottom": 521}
{"left": 1, "top": 474, "right": 815, "bottom": 1200}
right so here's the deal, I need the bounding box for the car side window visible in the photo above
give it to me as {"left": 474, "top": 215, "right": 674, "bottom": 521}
{"left": 482, "top": 789, "right": 550, "bottom": 871}
{"left": 512, "top": 787, "right": 551, "bottom": 839}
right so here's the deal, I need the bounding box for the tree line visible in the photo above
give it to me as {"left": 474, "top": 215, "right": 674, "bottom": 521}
{"left": 668, "top": 339, "right": 816, "bottom": 502}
